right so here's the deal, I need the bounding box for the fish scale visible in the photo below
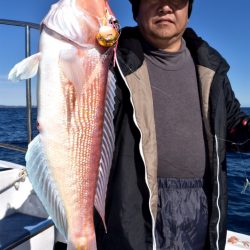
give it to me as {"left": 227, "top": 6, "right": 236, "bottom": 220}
{"left": 38, "top": 49, "right": 110, "bottom": 249}
{"left": 56, "top": 52, "right": 109, "bottom": 248}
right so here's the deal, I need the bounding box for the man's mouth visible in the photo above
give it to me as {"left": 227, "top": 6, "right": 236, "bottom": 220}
{"left": 155, "top": 18, "right": 174, "bottom": 25}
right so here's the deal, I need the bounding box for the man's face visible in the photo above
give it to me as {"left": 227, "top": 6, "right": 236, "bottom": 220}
{"left": 136, "top": 0, "right": 189, "bottom": 50}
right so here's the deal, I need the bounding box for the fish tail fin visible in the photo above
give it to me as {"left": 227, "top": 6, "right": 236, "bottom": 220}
{"left": 8, "top": 52, "right": 41, "bottom": 81}
{"left": 67, "top": 235, "right": 97, "bottom": 250}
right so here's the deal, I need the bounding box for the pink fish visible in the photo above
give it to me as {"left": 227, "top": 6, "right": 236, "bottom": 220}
{"left": 8, "top": 0, "right": 119, "bottom": 249}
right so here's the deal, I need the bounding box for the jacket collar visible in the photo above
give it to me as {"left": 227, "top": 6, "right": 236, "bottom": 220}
{"left": 117, "top": 26, "right": 230, "bottom": 76}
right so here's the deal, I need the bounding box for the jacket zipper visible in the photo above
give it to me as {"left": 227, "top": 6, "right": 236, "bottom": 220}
{"left": 115, "top": 57, "right": 157, "bottom": 250}
{"left": 215, "top": 135, "right": 221, "bottom": 249}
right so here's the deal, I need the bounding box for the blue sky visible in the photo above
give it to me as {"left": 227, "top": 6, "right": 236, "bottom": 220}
{"left": 0, "top": 0, "right": 249, "bottom": 106}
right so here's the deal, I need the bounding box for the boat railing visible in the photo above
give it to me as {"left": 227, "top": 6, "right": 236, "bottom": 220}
{"left": 0, "top": 19, "right": 40, "bottom": 154}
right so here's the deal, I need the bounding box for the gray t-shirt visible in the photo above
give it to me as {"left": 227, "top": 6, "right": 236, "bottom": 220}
{"left": 143, "top": 39, "right": 206, "bottom": 178}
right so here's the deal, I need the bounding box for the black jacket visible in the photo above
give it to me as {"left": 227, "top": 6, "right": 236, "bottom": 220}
{"left": 95, "top": 26, "right": 250, "bottom": 250}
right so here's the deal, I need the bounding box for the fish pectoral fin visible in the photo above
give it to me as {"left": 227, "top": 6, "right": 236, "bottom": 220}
{"left": 8, "top": 52, "right": 41, "bottom": 81}
{"left": 59, "top": 48, "right": 85, "bottom": 95}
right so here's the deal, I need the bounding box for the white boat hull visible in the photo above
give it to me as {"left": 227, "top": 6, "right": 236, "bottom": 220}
{"left": 1, "top": 160, "right": 249, "bottom": 250}
{"left": 0, "top": 160, "right": 61, "bottom": 250}
{"left": 226, "top": 230, "right": 250, "bottom": 249}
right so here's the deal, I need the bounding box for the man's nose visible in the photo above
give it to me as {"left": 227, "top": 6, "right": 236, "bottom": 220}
{"left": 157, "top": 1, "right": 173, "bottom": 15}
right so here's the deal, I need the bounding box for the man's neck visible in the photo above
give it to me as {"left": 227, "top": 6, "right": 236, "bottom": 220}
{"left": 142, "top": 34, "right": 183, "bottom": 52}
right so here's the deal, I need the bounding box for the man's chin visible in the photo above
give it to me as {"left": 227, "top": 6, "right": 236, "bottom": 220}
{"left": 149, "top": 27, "right": 175, "bottom": 39}
{"left": 151, "top": 32, "right": 174, "bottom": 41}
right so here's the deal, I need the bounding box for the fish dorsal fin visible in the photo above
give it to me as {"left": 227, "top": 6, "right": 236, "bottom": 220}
{"left": 25, "top": 135, "right": 68, "bottom": 239}
{"left": 94, "top": 71, "right": 116, "bottom": 230}
{"left": 42, "top": 0, "right": 98, "bottom": 49}
{"left": 8, "top": 52, "right": 41, "bottom": 81}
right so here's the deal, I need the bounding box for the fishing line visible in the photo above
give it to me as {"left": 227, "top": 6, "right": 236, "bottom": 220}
{"left": 117, "top": 56, "right": 141, "bottom": 81}
{"left": 214, "top": 136, "right": 250, "bottom": 194}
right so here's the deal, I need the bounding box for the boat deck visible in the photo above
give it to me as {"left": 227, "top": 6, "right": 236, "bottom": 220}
{"left": 0, "top": 213, "right": 53, "bottom": 250}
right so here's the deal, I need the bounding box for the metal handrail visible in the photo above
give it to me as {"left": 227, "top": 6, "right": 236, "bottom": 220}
{"left": 0, "top": 19, "right": 40, "bottom": 153}
{"left": 0, "top": 19, "right": 40, "bottom": 29}
{"left": 0, "top": 143, "right": 27, "bottom": 153}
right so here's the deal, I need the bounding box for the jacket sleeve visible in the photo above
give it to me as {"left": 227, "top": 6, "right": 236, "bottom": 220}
{"left": 224, "top": 76, "right": 250, "bottom": 150}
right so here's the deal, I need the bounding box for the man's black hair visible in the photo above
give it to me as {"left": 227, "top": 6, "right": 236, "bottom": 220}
{"left": 129, "top": 0, "right": 194, "bottom": 20}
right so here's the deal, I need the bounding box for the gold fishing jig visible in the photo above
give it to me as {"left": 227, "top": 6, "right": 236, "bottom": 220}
{"left": 96, "top": 8, "right": 120, "bottom": 47}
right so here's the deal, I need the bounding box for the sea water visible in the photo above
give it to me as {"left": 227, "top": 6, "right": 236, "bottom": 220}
{"left": 0, "top": 107, "right": 249, "bottom": 234}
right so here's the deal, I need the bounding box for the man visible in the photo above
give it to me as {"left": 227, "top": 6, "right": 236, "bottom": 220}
{"left": 95, "top": 0, "right": 250, "bottom": 249}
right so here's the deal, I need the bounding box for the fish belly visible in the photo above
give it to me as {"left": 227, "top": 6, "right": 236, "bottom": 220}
{"left": 38, "top": 31, "right": 110, "bottom": 249}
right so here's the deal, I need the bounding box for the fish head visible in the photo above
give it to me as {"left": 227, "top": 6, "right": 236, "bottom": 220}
{"left": 42, "top": 0, "right": 120, "bottom": 49}
{"left": 75, "top": 0, "right": 109, "bottom": 19}
{"left": 74, "top": 0, "right": 120, "bottom": 47}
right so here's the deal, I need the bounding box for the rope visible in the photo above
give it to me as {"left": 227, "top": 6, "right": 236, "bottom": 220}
{"left": 0, "top": 169, "right": 27, "bottom": 195}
